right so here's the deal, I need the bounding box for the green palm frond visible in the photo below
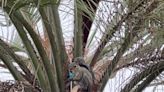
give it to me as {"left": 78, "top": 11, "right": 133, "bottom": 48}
{"left": 0, "top": 0, "right": 164, "bottom": 92}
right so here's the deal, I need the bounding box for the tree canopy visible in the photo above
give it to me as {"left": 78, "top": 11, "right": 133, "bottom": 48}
{"left": 0, "top": 0, "right": 163, "bottom": 92}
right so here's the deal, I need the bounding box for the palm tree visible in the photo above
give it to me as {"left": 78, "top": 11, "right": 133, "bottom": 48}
{"left": 0, "top": 0, "right": 163, "bottom": 92}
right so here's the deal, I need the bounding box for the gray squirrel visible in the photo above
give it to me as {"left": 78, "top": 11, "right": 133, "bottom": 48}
{"left": 68, "top": 57, "right": 94, "bottom": 92}
{"left": 73, "top": 57, "right": 95, "bottom": 80}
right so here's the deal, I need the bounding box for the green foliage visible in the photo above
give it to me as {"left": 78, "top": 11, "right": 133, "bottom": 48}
{"left": 0, "top": 0, "right": 163, "bottom": 92}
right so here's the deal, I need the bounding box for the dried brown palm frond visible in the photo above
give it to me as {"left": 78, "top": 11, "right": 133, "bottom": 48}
{"left": 0, "top": 81, "right": 40, "bottom": 92}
